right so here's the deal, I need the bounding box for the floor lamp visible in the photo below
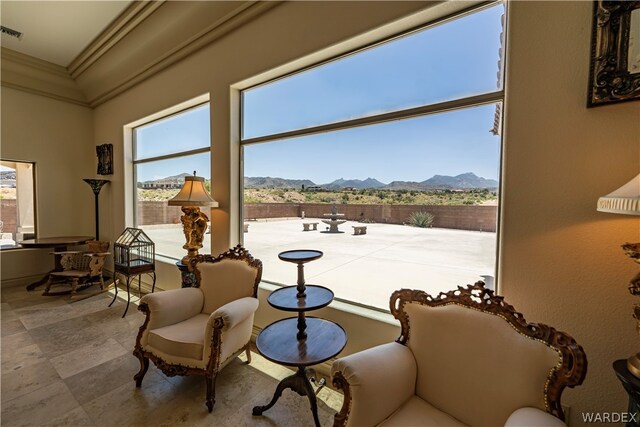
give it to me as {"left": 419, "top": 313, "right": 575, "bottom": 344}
{"left": 83, "top": 179, "right": 109, "bottom": 240}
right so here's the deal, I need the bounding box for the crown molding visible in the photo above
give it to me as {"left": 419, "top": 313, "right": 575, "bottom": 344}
{"left": 85, "top": 1, "right": 282, "bottom": 107}
{"left": 1, "top": 47, "right": 89, "bottom": 106}
{"left": 68, "top": 1, "right": 165, "bottom": 79}
{"left": 0, "top": 81, "right": 89, "bottom": 107}
{"left": 1, "top": 48, "right": 70, "bottom": 78}
{"left": 2, "top": 1, "right": 280, "bottom": 108}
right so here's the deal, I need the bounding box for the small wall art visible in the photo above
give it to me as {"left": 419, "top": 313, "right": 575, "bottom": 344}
{"left": 97, "top": 143, "right": 113, "bottom": 175}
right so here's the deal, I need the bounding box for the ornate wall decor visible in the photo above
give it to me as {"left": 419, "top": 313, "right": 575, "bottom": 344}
{"left": 96, "top": 143, "right": 113, "bottom": 175}
{"left": 588, "top": 1, "right": 640, "bottom": 107}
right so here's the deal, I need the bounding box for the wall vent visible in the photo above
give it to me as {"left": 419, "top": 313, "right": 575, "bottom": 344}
{"left": 1, "top": 26, "right": 23, "bottom": 40}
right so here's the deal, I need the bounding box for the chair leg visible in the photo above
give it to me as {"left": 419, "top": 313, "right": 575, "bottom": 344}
{"left": 245, "top": 344, "right": 252, "bottom": 364}
{"left": 70, "top": 278, "right": 79, "bottom": 296}
{"left": 133, "top": 352, "right": 149, "bottom": 387}
{"left": 205, "top": 373, "right": 217, "bottom": 413}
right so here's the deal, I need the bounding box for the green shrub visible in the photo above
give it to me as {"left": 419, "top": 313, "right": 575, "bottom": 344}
{"left": 408, "top": 211, "right": 434, "bottom": 228}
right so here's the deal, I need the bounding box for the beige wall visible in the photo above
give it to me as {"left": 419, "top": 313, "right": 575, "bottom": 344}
{"left": 501, "top": 1, "right": 640, "bottom": 422}
{"left": 1, "top": 1, "right": 639, "bottom": 424}
{"left": 1, "top": 87, "right": 95, "bottom": 282}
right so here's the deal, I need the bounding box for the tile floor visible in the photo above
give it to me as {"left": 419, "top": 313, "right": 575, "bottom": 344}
{"left": 1, "top": 284, "right": 342, "bottom": 426}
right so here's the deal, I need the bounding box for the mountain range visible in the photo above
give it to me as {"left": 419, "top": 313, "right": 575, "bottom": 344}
{"left": 244, "top": 172, "right": 497, "bottom": 190}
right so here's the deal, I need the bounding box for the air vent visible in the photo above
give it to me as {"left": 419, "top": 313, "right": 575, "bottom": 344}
{"left": 1, "top": 26, "right": 23, "bottom": 40}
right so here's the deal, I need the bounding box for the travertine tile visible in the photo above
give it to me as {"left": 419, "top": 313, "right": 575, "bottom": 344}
{"left": 0, "top": 380, "right": 81, "bottom": 427}
{"left": 82, "top": 371, "right": 181, "bottom": 427}
{"left": 1, "top": 331, "right": 35, "bottom": 354}
{"left": 1, "top": 303, "right": 19, "bottom": 321}
{"left": 1, "top": 290, "right": 341, "bottom": 426}
{"left": 28, "top": 316, "right": 102, "bottom": 358}
{"left": 1, "top": 359, "right": 60, "bottom": 403}
{"left": 49, "top": 337, "right": 129, "bottom": 379}
{"left": 1, "top": 343, "right": 47, "bottom": 375}
{"left": 18, "top": 302, "right": 77, "bottom": 330}
{"left": 45, "top": 406, "right": 95, "bottom": 427}
{"left": 1, "top": 319, "right": 26, "bottom": 337}
{"left": 64, "top": 352, "right": 141, "bottom": 404}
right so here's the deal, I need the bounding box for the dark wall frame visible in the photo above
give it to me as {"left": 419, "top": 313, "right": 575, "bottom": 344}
{"left": 588, "top": 0, "right": 640, "bottom": 107}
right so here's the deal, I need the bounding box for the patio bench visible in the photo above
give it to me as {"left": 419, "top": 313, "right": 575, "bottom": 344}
{"left": 352, "top": 225, "right": 367, "bottom": 235}
{"left": 303, "top": 222, "right": 319, "bottom": 231}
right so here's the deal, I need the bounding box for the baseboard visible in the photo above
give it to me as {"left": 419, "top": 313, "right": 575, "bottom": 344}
{"left": 1, "top": 273, "right": 45, "bottom": 289}
{"left": 251, "top": 324, "right": 334, "bottom": 379}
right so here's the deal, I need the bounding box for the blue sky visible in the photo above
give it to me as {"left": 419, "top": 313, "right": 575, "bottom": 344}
{"left": 137, "top": 2, "right": 504, "bottom": 184}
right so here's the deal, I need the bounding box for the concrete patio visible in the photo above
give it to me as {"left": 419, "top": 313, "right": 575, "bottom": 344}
{"left": 142, "top": 218, "right": 496, "bottom": 310}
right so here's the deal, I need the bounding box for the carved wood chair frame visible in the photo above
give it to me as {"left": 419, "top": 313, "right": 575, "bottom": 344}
{"left": 332, "top": 282, "right": 587, "bottom": 426}
{"left": 133, "top": 245, "right": 262, "bottom": 412}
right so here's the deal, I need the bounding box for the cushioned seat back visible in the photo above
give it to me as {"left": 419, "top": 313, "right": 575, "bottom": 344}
{"left": 405, "top": 302, "right": 560, "bottom": 427}
{"left": 196, "top": 257, "right": 260, "bottom": 314}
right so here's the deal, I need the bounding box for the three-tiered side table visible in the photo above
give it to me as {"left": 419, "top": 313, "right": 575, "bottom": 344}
{"left": 253, "top": 250, "right": 347, "bottom": 427}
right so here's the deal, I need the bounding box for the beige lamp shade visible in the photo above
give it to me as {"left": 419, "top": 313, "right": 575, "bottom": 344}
{"left": 168, "top": 175, "right": 219, "bottom": 207}
{"left": 597, "top": 174, "right": 640, "bottom": 215}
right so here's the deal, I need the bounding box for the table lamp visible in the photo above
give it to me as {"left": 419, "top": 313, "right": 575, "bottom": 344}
{"left": 168, "top": 172, "right": 218, "bottom": 264}
{"left": 597, "top": 173, "right": 640, "bottom": 377}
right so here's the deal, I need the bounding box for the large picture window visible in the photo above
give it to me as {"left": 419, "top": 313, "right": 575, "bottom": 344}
{"left": 241, "top": 2, "right": 505, "bottom": 310}
{"left": 133, "top": 103, "right": 210, "bottom": 259}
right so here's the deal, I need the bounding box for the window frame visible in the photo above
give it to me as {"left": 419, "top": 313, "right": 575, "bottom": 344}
{"left": 0, "top": 158, "right": 38, "bottom": 247}
{"left": 237, "top": 1, "right": 507, "bottom": 309}
{"left": 131, "top": 101, "right": 211, "bottom": 255}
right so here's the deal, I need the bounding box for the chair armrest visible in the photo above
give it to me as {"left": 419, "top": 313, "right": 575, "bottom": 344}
{"left": 50, "top": 251, "right": 82, "bottom": 255}
{"left": 210, "top": 297, "right": 259, "bottom": 331}
{"left": 505, "top": 408, "right": 565, "bottom": 427}
{"left": 332, "top": 342, "right": 417, "bottom": 427}
{"left": 140, "top": 288, "right": 204, "bottom": 331}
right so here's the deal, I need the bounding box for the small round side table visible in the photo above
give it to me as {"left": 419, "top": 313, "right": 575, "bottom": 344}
{"left": 252, "top": 249, "right": 347, "bottom": 427}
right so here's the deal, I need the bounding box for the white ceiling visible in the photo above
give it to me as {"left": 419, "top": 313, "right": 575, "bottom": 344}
{"left": 0, "top": 1, "right": 132, "bottom": 67}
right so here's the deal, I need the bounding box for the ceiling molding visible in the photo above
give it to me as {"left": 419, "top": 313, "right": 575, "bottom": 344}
{"left": 1, "top": 48, "right": 70, "bottom": 78}
{"left": 67, "top": 1, "right": 164, "bottom": 79}
{"left": 1, "top": 81, "right": 89, "bottom": 108}
{"left": 86, "top": 1, "right": 282, "bottom": 107}
{"left": 1, "top": 47, "right": 89, "bottom": 106}
{"left": 1, "top": 1, "right": 281, "bottom": 108}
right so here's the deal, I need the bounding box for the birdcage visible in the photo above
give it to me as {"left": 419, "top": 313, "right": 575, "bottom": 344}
{"left": 114, "top": 227, "right": 155, "bottom": 276}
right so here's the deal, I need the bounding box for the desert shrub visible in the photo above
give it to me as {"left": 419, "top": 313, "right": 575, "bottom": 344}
{"left": 407, "top": 211, "right": 434, "bottom": 228}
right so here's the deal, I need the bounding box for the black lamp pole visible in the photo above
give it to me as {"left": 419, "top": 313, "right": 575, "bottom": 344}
{"left": 83, "top": 179, "right": 109, "bottom": 240}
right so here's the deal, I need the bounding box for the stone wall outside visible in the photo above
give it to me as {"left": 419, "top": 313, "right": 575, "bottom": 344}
{"left": 244, "top": 203, "right": 497, "bottom": 232}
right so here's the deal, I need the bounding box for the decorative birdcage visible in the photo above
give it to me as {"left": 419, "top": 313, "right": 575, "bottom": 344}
{"left": 114, "top": 228, "right": 155, "bottom": 276}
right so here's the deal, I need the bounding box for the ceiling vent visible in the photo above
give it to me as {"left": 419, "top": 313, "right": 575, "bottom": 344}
{"left": 1, "top": 26, "right": 23, "bottom": 40}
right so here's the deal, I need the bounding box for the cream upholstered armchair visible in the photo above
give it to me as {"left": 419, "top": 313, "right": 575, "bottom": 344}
{"left": 133, "top": 245, "right": 262, "bottom": 412}
{"left": 331, "top": 283, "right": 587, "bottom": 427}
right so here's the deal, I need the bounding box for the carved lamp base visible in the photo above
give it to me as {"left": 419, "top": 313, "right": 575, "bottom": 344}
{"left": 628, "top": 353, "right": 640, "bottom": 378}
{"left": 179, "top": 206, "right": 209, "bottom": 265}
{"left": 622, "top": 244, "right": 640, "bottom": 379}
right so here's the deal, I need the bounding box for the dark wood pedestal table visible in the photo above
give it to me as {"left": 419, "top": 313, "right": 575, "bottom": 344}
{"left": 20, "top": 236, "right": 94, "bottom": 292}
{"left": 253, "top": 250, "right": 347, "bottom": 427}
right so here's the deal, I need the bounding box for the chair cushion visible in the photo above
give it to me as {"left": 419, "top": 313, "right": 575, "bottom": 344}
{"left": 379, "top": 396, "right": 468, "bottom": 427}
{"left": 147, "top": 313, "right": 209, "bottom": 360}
